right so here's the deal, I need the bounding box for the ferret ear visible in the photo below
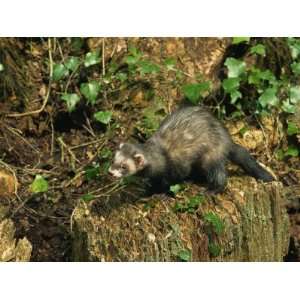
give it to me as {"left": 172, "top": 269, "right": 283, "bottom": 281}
{"left": 133, "top": 153, "right": 145, "bottom": 168}
{"left": 119, "top": 143, "right": 124, "bottom": 149}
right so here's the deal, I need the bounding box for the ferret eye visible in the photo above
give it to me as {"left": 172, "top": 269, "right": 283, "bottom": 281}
{"left": 121, "top": 164, "right": 127, "bottom": 170}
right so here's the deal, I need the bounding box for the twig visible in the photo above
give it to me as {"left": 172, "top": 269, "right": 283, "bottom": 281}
{"left": 57, "top": 39, "right": 65, "bottom": 63}
{"left": 58, "top": 137, "right": 80, "bottom": 169}
{"left": 69, "top": 138, "right": 105, "bottom": 150}
{"left": 63, "top": 170, "right": 85, "bottom": 188}
{"left": 102, "top": 38, "right": 106, "bottom": 76}
{"left": 7, "top": 38, "right": 54, "bottom": 118}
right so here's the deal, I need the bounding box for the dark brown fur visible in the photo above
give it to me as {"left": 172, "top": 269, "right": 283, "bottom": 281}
{"left": 109, "top": 106, "right": 274, "bottom": 192}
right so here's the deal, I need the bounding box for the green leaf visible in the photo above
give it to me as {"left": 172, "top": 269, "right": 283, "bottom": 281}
{"left": 61, "top": 93, "right": 80, "bottom": 112}
{"left": 170, "top": 184, "right": 183, "bottom": 195}
{"left": 289, "top": 86, "right": 300, "bottom": 104}
{"left": 230, "top": 90, "right": 242, "bottom": 104}
{"left": 115, "top": 72, "right": 128, "bottom": 82}
{"left": 164, "top": 57, "right": 176, "bottom": 70}
{"left": 30, "top": 175, "right": 48, "bottom": 193}
{"left": 204, "top": 212, "right": 224, "bottom": 235}
{"left": 65, "top": 56, "right": 81, "bottom": 72}
{"left": 94, "top": 111, "right": 113, "bottom": 125}
{"left": 128, "top": 46, "right": 140, "bottom": 56}
{"left": 0, "top": 63, "right": 4, "bottom": 72}
{"left": 84, "top": 51, "right": 100, "bottom": 67}
{"left": 182, "top": 82, "right": 211, "bottom": 104}
{"left": 138, "top": 60, "right": 160, "bottom": 75}
{"left": 177, "top": 249, "right": 191, "bottom": 262}
{"left": 81, "top": 194, "right": 95, "bottom": 202}
{"left": 250, "top": 44, "right": 266, "bottom": 56}
{"left": 52, "top": 63, "right": 69, "bottom": 81}
{"left": 187, "top": 195, "right": 204, "bottom": 210}
{"left": 224, "top": 58, "right": 246, "bottom": 78}
{"left": 222, "top": 78, "right": 242, "bottom": 104}
{"left": 100, "top": 148, "right": 112, "bottom": 159}
{"left": 248, "top": 68, "right": 276, "bottom": 86}
{"left": 125, "top": 55, "right": 139, "bottom": 65}
{"left": 282, "top": 100, "right": 296, "bottom": 114}
{"left": 287, "top": 122, "right": 299, "bottom": 136}
{"left": 291, "top": 62, "right": 300, "bottom": 76}
{"left": 222, "top": 77, "right": 240, "bottom": 92}
{"left": 285, "top": 145, "right": 299, "bottom": 157}
{"left": 287, "top": 37, "right": 300, "bottom": 59}
{"left": 80, "top": 81, "right": 101, "bottom": 104}
{"left": 232, "top": 37, "right": 250, "bottom": 44}
{"left": 85, "top": 164, "right": 100, "bottom": 181}
{"left": 258, "top": 87, "right": 279, "bottom": 108}
{"left": 208, "top": 242, "right": 221, "bottom": 257}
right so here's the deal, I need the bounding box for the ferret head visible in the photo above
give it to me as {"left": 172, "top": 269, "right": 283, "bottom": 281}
{"left": 108, "top": 143, "right": 147, "bottom": 178}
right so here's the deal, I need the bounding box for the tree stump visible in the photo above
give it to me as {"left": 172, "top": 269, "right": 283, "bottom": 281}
{"left": 71, "top": 177, "right": 290, "bottom": 261}
{"left": 0, "top": 205, "right": 32, "bottom": 262}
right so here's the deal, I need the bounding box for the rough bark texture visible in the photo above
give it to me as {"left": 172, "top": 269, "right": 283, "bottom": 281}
{"left": 0, "top": 205, "right": 32, "bottom": 262}
{"left": 72, "top": 177, "right": 290, "bottom": 262}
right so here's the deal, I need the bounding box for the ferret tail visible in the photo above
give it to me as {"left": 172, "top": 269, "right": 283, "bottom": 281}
{"left": 229, "top": 143, "right": 274, "bottom": 182}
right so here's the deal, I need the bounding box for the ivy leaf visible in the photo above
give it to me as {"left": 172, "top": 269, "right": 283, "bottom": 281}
{"left": 94, "top": 111, "right": 112, "bottom": 124}
{"left": 65, "top": 56, "right": 81, "bottom": 72}
{"left": 84, "top": 164, "right": 100, "bottom": 181}
{"left": 128, "top": 46, "right": 140, "bottom": 56}
{"left": 125, "top": 55, "right": 139, "bottom": 65}
{"left": 250, "top": 44, "right": 266, "bottom": 56}
{"left": 84, "top": 51, "right": 100, "bottom": 67}
{"left": 287, "top": 37, "right": 300, "bottom": 59}
{"left": 230, "top": 90, "right": 242, "bottom": 104}
{"left": 177, "top": 249, "right": 191, "bottom": 262}
{"left": 80, "top": 81, "right": 101, "bottom": 104}
{"left": 282, "top": 100, "right": 296, "bottom": 114}
{"left": 115, "top": 72, "right": 128, "bottom": 82}
{"left": 287, "top": 122, "right": 299, "bottom": 136}
{"left": 0, "top": 63, "right": 4, "bottom": 72}
{"left": 258, "top": 87, "right": 279, "bottom": 108}
{"left": 291, "top": 62, "right": 300, "bottom": 76}
{"left": 285, "top": 145, "right": 299, "bottom": 157}
{"left": 61, "top": 93, "right": 80, "bottom": 112}
{"left": 289, "top": 86, "right": 300, "bottom": 104}
{"left": 138, "top": 60, "right": 160, "bottom": 75}
{"left": 182, "top": 82, "right": 211, "bottom": 104}
{"left": 164, "top": 57, "right": 176, "bottom": 70}
{"left": 248, "top": 68, "right": 276, "bottom": 86}
{"left": 170, "top": 184, "right": 184, "bottom": 195}
{"left": 224, "top": 58, "right": 246, "bottom": 78}
{"left": 222, "top": 77, "right": 240, "bottom": 92}
{"left": 222, "top": 78, "right": 242, "bottom": 104}
{"left": 30, "top": 175, "right": 48, "bottom": 193}
{"left": 232, "top": 37, "right": 250, "bottom": 44}
{"left": 52, "top": 63, "right": 69, "bottom": 81}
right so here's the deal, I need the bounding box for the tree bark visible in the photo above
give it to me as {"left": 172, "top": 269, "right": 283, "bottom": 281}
{"left": 71, "top": 177, "right": 290, "bottom": 262}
